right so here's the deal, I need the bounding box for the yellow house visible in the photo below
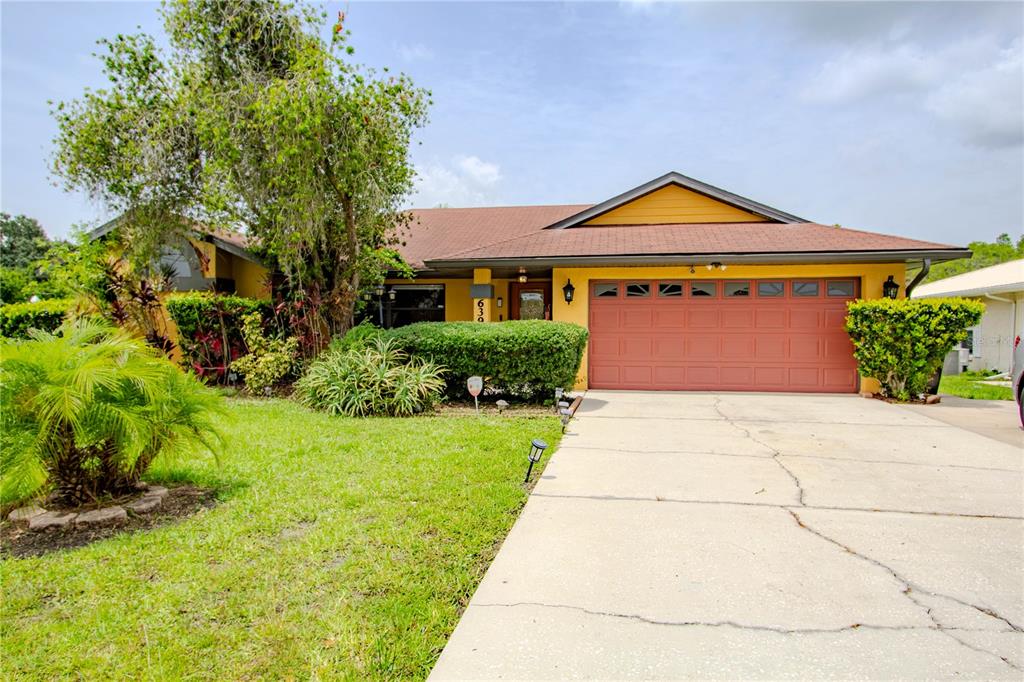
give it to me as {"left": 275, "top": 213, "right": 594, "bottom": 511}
{"left": 384, "top": 171, "right": 968, "bottom": 394}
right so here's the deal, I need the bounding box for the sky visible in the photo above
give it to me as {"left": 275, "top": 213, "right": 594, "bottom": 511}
{"left": 2, "top": 1, "right": 1022, "bottom": 247}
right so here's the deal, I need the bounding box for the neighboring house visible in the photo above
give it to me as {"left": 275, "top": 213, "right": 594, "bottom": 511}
{"left": 386, "top": 171, "right": 968, "bottom": 394}
{"left": 912, "top": 259, "right": 1024, "bottom": 374}
{"left": 90, "top": 220, "right": 270, "bottom": 299}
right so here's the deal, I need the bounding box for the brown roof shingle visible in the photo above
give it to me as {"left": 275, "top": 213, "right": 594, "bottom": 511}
{"left": 403, "top": 205, "right": 958, "bottom": 268}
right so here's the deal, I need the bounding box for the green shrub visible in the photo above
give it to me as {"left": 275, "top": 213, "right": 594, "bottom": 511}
{"left": 845, "top": 298, "right": 985, "bottom": 401}
{"left": 231, "top": 312, "right": 299, "bottom": 395}
{"left": 327, "top": 321, "right": 383, "bottom": 354}
{"left": 0, "top": 298, "right": 73, "bottom": 339}
{"left": 296, "top": 336, "right": 445, "bottom": 417}
{"left": 0, "top": 319, "right": 224, "bottom": 505}
{"left": 165, "top": 292, "right": 274, "bottom": 382}
{"left": 385, "top": 320, "right": 588, "bottom": 400}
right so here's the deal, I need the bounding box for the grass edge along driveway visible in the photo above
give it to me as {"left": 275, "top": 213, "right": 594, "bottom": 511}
{"left": 1, "top": 399, "right": 562, "bottom": 680}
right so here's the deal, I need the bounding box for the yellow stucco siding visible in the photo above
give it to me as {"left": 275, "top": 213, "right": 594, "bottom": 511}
{"left": 233, "top": 257, "right": 271, "bottom": 298}
{"left": 550, "top": 263, "right": 906, "bottom": 392}
{"left": 583, "top": 185, "right": 763, "bottom": 225}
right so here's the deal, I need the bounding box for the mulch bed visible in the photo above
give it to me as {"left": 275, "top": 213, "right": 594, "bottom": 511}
{"left": 1, "top": 486, "right": 217, "bottom": 559}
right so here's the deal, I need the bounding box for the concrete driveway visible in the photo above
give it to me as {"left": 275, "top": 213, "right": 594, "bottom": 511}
{"left": 431, "top": 391, "right": 1024, "bottom": 680}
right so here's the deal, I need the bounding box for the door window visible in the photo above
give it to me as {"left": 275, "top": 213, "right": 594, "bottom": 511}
{"left": 518, "top": 291, "right": 546, "bottom": 320}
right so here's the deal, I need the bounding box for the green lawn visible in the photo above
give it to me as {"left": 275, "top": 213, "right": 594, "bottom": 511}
{"left": 1, "top": 399, "right": 562, "bottom": 679}
{"left": 939, "top": 374, "right": 1015, "bottom": 401}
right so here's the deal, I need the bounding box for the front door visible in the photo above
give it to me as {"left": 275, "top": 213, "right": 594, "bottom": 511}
{"left": 510, "top": 282, "right": 551, "bottom": 320}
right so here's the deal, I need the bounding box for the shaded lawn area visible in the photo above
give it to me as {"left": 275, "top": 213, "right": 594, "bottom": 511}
{"left": 1, "top": 399, "right": 562, "bottom": 679}
{"left": 939, "top": 374, "right": 1014, "bottom": 401}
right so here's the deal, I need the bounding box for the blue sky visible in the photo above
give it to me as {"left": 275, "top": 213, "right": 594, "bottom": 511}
{"left": 2, "top": 1, "right": 1022, "bottom": 246}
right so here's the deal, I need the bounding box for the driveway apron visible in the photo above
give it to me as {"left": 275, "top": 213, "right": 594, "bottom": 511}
{"left": 430, "top": 391, "right": 1024, "bottom": 680}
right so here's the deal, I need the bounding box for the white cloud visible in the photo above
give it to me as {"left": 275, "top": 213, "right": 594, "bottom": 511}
{"left": 926, "top": 41, "right": 1023, "bottom": 148}
{"left": 413, "top": 156, "right": 503, "bottom": 208}
{"left": 398, "top": 43, "right": 434, "bottom": 62}
{"left": 800, "top": 44, "right": 941, "bottom": 103}
{"left": 800, "top": 38, "right": 1023, "bottom": 147}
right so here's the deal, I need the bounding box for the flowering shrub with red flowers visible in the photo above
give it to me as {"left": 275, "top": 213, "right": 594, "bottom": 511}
{"left": 165, "top": 293, "right": 276, "bottom": 384}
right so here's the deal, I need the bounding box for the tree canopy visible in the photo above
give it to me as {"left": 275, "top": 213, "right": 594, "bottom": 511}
{"left": 0, "top": 214, "right": 49, "bottom": 269}
{"left": 51, "top": 0, "right": 429, "bottom": 338}
{"left": 923, "top": 232, "right": 1024, "bottom": 283}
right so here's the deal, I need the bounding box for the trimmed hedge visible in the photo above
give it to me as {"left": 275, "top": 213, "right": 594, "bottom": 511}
{"left": 165, "top": 292, "right": 274, "bottom": 382}
{"left": 0, "top": 299, "right": 72, "bottom": 339}
{"left": 386, "top": 320, "right": 588, "bottom": 399}
{"left": 846, "top": 297, "right": 984, "bottom": 401}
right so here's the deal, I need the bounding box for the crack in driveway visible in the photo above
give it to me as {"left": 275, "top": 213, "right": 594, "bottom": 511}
{"left": 474, "top": 601, "right": 1019, "bottom": 638}
{"left": 713, "top": 396, "right": 806, "bottom": 505}
{"left": 789, "top": 509, "right": 1021, "bottom": 670}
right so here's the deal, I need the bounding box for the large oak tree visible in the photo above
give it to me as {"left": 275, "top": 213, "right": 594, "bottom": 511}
{"left": 52, "top": 1, "right": 429, "bottom": 339}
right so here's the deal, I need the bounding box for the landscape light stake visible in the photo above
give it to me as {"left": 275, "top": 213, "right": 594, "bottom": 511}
{"left": 524, "top": 439, "right": 548, "bottom": 483}
{"left": 560, "top": 407, "right": 571, "bottom": 432}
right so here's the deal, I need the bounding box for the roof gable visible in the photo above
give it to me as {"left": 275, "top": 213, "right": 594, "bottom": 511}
{"left": 545, "top": 171, "right": 807, "bottom": 229}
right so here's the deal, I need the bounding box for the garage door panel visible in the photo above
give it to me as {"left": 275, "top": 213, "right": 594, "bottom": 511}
{"left": 754, "top": 336, "right": 787, "bottom": 360}
{"left": 720, "top": 366, "right": 754, "bottom": 386}
{"left": 653, "top": 309, "right": 686, "bottom": 328}
{"left": 653, "top": 337, "right": 684, "bottom": 359}
{"left": 721, "top": 309, "right": 754, "bottom": 328}
{"left": 589, "top": 279, "right": 858, "bottom": 393}
{"left": 686, "top": 366, "right": 719, "bottom": 385}
{"left": 790, "top": 309, "right": 821, "bottom": 329}
{"left": 755, "top": 309, "right": 787, "bottom": 328}
{"left": 653, "top": 366, "right": 686, "bottom": 385}
{"left": 687, "top": 336, "right": 719, "bottom": 359}
{"left": 686, "top": 309, "right": 719, "bottom": 328}
{"left": 622, "top": 308, "right": 654, "bottom": 328}
{"left": 790, "top": 336, "right": 821, "bottom": 360}
{"left": 720, "top": 335, "right": 753, "bottom": 358}
{"left": 621, "top": 365, "right": 652, "bottom": 384}
{"left": 622, "top": 336, "right": 652, "bottom": 359}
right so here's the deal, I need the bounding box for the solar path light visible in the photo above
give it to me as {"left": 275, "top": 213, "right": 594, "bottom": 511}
{"left": 524, "top": 439, "right": 548, "bottom": 483}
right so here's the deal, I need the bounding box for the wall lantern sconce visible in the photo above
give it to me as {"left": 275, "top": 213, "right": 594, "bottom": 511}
{"left": 518, "top": 267, "right": 528, "bottom": 284}
{"left": 374, "top": 283, "right": 385, "bottom": 297}
{"left": 387, "top": 288, "right": 396, "bottom": 301}
{"left": 496, "top": 296, "right": 503, "bottom": 309}
{"left": 524, "top": 438, "right": 548, "bottom": 483}
{"left": 562, "top": 279, "right": 575, "bottom": 304}
{"left": 882, "top": 275, "right": 900, "bottom": 300}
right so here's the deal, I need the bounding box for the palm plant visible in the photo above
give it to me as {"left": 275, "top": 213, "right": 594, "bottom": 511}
{"left": 296, "top": 336, "right": 445, "bottom": 417}
{"left": 1, "top": 318, "right": 224, "bottom": 505}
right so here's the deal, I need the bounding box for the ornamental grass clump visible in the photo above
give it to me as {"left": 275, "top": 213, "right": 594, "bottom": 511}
{"left": 845, "top": 298, "right": 984, "bottom": 402}
{"left": 0, "top": 319, "right": 224, "bottom": 505}
{"left": 296, "top": 337, "right": 445, "bottom": 417}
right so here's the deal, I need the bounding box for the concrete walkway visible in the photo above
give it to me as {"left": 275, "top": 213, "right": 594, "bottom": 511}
{"left": 431, "top": 391, "right": 1024, "bottom": 680}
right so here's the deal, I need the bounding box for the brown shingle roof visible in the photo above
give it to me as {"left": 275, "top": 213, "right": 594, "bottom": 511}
{"left": 403, "top": 205, "right": 959, "bottom": 268}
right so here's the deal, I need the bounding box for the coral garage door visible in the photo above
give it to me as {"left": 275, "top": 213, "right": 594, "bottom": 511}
{"left": 588, "top": 279, "right": 860, "bottom": 392}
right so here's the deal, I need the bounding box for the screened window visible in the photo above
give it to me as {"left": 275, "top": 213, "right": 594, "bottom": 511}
{"left": 758, "top": 282, "right": 784, "bottom": 297}
{"left": 384, "top": 284, "right": 445, "bottom": 328}
{"left": 626, "top": 283, "right": 650, "bottom": 297}
{"left": 690, "top": 282, "right": 716, "bottom": 297}
{"left": 658, "top": 282, "right": 683, "bottom": 297}
{"left": 725, "top": 281, "right": 750, "bottom": 297}
{"left": 827, "top": 280, "right": 856, "bottom": 297}
{"left": 792, "top": 281, "right": 820, "bottom": 297}
{"left": 594, "top": 283, "right": 618, "bottom": 298}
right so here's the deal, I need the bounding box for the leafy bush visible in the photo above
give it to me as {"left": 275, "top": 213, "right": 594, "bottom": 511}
{"left": 385, "top": 321, "right": 589, "bottom": 399}
{"left": 165, "top": 292, "right": 273, "bottom": 382}
{"left": 327, "top": 321, "right": 383, "bottom": 354}
{"left": 846, "top": 298, "right": 985, "bottom": 401}
{"left": 0, "top": 298, "right": 72, "bottom": 339}
{"left": 296, "top": 336, "right": 445, "bottom": 417}
{"left": 0, "top": 319, "right": 224, "bottom": 505}
{"left": 231, "top": 312, "right": 299, "bottom": 395}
